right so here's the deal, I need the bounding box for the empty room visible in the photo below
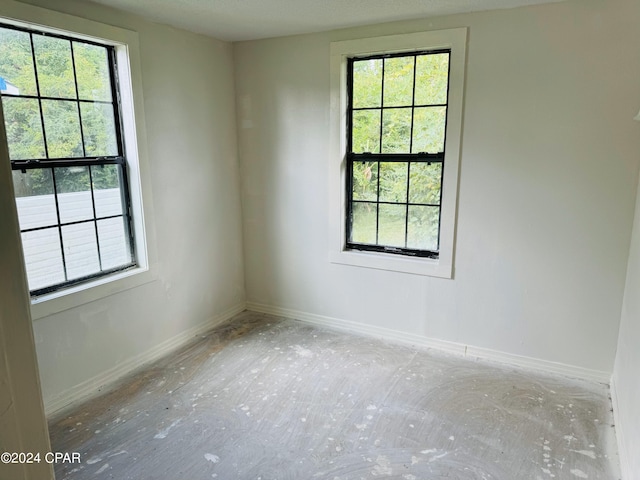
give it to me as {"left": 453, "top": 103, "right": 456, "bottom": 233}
{"left": 1, "top": 0, "right": 639, "bottom": 478}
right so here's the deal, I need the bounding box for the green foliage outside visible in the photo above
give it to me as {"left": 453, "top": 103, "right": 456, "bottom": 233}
{"left": 350, "top": 53, "right": 449, "bottom": 251}
{"left": 1, "top": 27, "right": 119, "bottom": 196}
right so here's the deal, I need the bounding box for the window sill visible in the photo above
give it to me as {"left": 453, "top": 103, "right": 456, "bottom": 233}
{"left": 30, "top": 265, "right": 156, "bottom": 320}
{"left": 329, "top": 248, "right": 452, "bottom": 278}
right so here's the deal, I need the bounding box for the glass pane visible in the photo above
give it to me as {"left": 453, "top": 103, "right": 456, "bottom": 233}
{"left": 81, "top": 103, "right": 118, "bottom": 156}
{"left": 412, "top": 106, "right": 446, "bottom": 154}
{"left": 379, "top": 162, "right": 408, "bottom": 203}
{"left": 378, "top": 204, "right": 406, "bottom": 248}
{"left": 42, "top": 99, "right": 83, "bottom": 158}
{"left": 73, "top": 41, "right": 112, "bottom": 102}
{"left": 92, "top": 164, "right": 123, "bottom": 217}
{"left": 407, "top": 205, "right": 440, "bottom": 251}
{"left": 0, "top": 27, "right": 37, "bottom": 95}
{"left": 352, "top": 59, "right": 381, "bottom": 108}
{"left": 350, "top": 202, "right": 377, "bottom": 245}
{"left": 383, "top": 56, "right": 414, "bottom": 107}
{"left": 381, "top": 108, "right": 411, "bottom": 153}
{"left": 12, "top": 169, "right": 57, "bottom": 230}
{"left": 352, "top": 161, "right": 378, "bottom": 201}
{"left": 55, "top": 166, "right": 93, "bottom": 223}
{"left": 21, "top": 227, "right": 65, "bottom": 291}
{"left": 62, "top": 222, "right": 100, "bottom": 280}
{"left": 98, "top": 217, "right": 131, "bottom": 270}
{"left": 33, "top": 34, "right": 76, "bottom": 99}
{"left": 409, "top": 162, "right": 442, "bottom": 205}
{"left": 415, "top": 53, "right": 449, "bottom": 106}
{"left": 1, "top": 97, "right": 45, "bottom": 160}
{"left": 352, "top": 110, "right": 380, "bottom": 153}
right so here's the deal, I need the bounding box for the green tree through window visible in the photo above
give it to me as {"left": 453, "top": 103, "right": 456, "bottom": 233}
{"left": 347, "top": 50, "right": 450, "bottom": 257}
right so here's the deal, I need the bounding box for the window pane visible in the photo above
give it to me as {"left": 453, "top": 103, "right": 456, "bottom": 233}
{"left": 73, "top": 41, "right": 112, "bottom": 102}
{"left": 0, "top": 27, "right": 37, "bottom": 95}
{"left": 21, "top": 227, "right": 65, "bottom": 291}
{"left": 379, "top": 162, "right": 408, "bottom": 203}
{"left": 409, "top": 162, "right": 442, "bottom": 205}
{"left": 383, "top": 56, "right": 414, "bottom": 107}
{"left": 381, "top": 108, "right": 411, "bottom": 153}
{"left": 98, "top": 217, "right": 131, "bottom": 269}
{"left": 92, "top": 164, "right": 123, "bottom": 217}
{"left": 407, "top": 205, "right": 439, "bottom": 251}
{"left": 81, "top": 102, "right": 118, "bottom": 156}
{"left": 412, "top": 106, "right": 446, "bottom": 154}
{"left": 352, "top": 59, "right": 381, "bottom": 108}
{"left": 350, "top": 202, "right": 377, "bottom": 244}
{"left": 55, "top": 166, "right": 93, "bottom": 223}
{"left": 1, "top": 97, "right": 45, "bottom": 160}
{"left": 12, "top": 169, "right": 57, "bottom": 230}
{"left": 352, "top": 161, "right": 378, "bottom": 201}
{"left": 62, "top": 222, "right": 100, "bottom": 280}
{"left": 42, "top": 99, "right": 83, "bottom": 158}
{"left": 378, "top": 204, "right": 406, "bottom": 247}
{"left": 352, "top": 110, "right": 380, "bottom": 153}
{"left": 415, "top": 53, "right": 449, "bottom": 105}
{"left": 33, "top": 34, "right": 76, "bottom": 99}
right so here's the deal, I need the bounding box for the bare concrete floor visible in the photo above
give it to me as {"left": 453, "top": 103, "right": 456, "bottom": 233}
{"left": 49, "top": 311, "right": 620, "bottom": 479}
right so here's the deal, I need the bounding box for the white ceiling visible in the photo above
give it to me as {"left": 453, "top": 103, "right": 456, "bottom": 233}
{"left": 85, "top": 0, "right": 563, "bottom": 42}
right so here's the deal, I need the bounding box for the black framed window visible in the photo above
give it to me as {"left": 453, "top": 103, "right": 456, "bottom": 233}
{"left": 0, "top": 24, "right": 136, "bottom": 295}
{"left": 346, "top": 50, "right": 451, "bottom": 258}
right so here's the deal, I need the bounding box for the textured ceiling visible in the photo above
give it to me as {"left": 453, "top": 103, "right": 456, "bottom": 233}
{"left": 84, "top": 0, "right": 564, "bottom": 41}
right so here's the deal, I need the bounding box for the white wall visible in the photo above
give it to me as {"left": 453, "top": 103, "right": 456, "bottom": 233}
{"left": 612, "top": 155, "right": 640, "bottom": 477}
{"left": 234, "top": 0, "right": 640, "bottom": 375}
{"left": 10, "top": 0, "right": 246, "bottom": 411}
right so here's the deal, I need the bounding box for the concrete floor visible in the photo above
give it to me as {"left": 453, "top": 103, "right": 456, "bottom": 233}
{"left": 49, "top": 311, "right": 620, "bottom": 479}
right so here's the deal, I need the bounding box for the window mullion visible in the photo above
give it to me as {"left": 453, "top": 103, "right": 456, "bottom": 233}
{"left": 108, "top": 47, "right": 125, "bottom": 157}
{"left": 375, "top": 59, "right": 385, "bottom": 245}
{"left": 87, "top": 166, "right": 103, "bottom": 271}
{"left": 69, "top": 41, "right": 87, "bottom": 158}
{"left": 50, "top": 167, "right": 69, "bottom": 282}
{"left": 28, "top": 33, "right": 50, "bottom": 160}
{"left": 117, "top": 162, "right": 136, "bottom": 264}
{"left": 405, "top": 56, "right": 418, "bottom": 248}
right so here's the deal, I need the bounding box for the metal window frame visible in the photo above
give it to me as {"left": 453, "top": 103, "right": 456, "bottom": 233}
{"left": 1, "top": 22, "right": 137, "bottom": 296}
{"left": 345, "top": 49, "right": 451, "bottom": 259}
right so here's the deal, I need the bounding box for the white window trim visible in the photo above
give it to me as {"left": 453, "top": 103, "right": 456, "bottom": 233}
{"left": 329, "top": 28, "right": 467, "bottom": 278}
{"left": 0, "top": 1, "right": 158, "bottom": 319}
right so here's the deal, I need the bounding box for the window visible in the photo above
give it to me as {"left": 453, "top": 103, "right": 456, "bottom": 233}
{"left": 0, "top": 0, "right": 154, "bottom": 317}
{"left": 347, "top": 50, "right": 450, "bottom": 258}
{"left": 329, "top": 29, "right": 467, "bottom": 277}
{"left": 0, "top": 24, "right": 135, "bottom": 296}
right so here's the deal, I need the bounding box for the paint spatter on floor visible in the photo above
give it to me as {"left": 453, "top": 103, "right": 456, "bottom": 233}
{"left": 108, "top": 450, "right": 127, "bottom": 458}
{"left": 571, "top": 450, "right": 596, "bottom": 459}
{"left": 154, "top": 419, "right": 180, "bottom": 439}
{"left": 427, "top": 451, "right": 448, "bottom": 463}
{"left": 570, "top": 469, "right": 588, "bottom": 478}
{"left": 371, "top": 455, "right": 392, "bottom": 476}
{"left": 95, "top": 463, "right": 109, "bottom": 474}
{"left": 47, "top": 311, "right": 621, "bottom": 480}
{"left": 292, "top": 345, "right": 313, "bottom": 357}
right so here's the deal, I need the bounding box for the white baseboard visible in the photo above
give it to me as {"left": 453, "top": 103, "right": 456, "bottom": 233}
{"left": 610, "top": 376, "right": 630, "bottom": 480}
{"left": 246, "top": 302, "right": 611, "bottom": 384}
{"left": 44, "top": 302, "right": 246, "bottom": 417}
